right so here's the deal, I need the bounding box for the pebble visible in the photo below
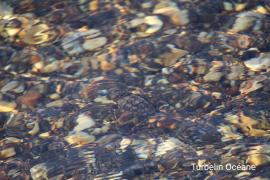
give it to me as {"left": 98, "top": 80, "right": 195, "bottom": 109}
{"left": 227, "top": 65, "right": 245, "bottom": 80}
{"left": 0, "top": 147, "right": 16, "bottom": 159}
{"left": 45, "top": 100, "right": 63, "bottom": 108}
{"left": 155, "top": 137, "right": 183, "bottom": 157}
{"left": 129, "top": 16, "right": 163, "bottom": 37}
{"left": 1, "top": 81, "right": 19, "bottom": 93}
{"left": 144, "top": 16, "right": 163, "bottom": 35}
{"left": 240, "top": 75, "right": 267, "bottom": 95}
{"left": 94, "top": 96, "right": 116, "bottom": 104}
{"left": 244, "top": 53, "right": 270, "bottom": 71}
{"left": 142, "top": 2, "right": 153, "bottom": 9}
{"left": 247, "top": 154, "right": 270, "bottom": 167}
{"left": 39, "top": 132, "right": 50, "bottom": 139}
{"left": 65, "top": 132, "right": 95, "bottom": 146}
{"left": 115, "top": 68, "right": 124, "bottom": 75}
{"left": 42, "top": 61, "right": 60, "bottom": 73}
{"left": 82, "top": 37, "right": 107, "bottom": 51}
{"left": 4, "top": 137, "right": 23, "bottom": 144}
{"left": 0, "top": 2, "right": 13, "bottom": 18}
{"left": 12, "top": 84, "right": 25, "bottom": 94}
{"left": 100, "top": 60, "right": 115, "bottom": 71}
{"left": 164, "top": 28, "right": 177, "bottom": 35}
{"left": 96, "top": 134, "right": 120, "bottom": 146}
{"left": 28, "top": 121, "right": 40, "bottom": 136}
{"left": 19, "top": 23, "right": 55, "bottom": 45}
{"left": 120, "top": 138, "right": 132, "bottom": 151}
{"left": 1, "top": 16, "right": 19, "bottom": 36}
{"left": 32, "top": 61, "right": 45, "bottom": 73}
{"left": 30, "top": 163, "right": 48, "bottom": 180}
{"left": 49, "top": 93, "right": 60, "bottom": 100}
{"left": 212, "top": 92, "right": 222, "bottom": 99}
{"left": 62, "top": 41, "right": 84, "bottom": 55}
{"left": 17, "top": 91, "right": 42, "bottom": 107}
{"left": 72, "top": 113, "right": 95, "bottom": 133}
{"left": 158, "top": 48, "right": 188, "bottom": 66}
{"left": 92, "top": 124, "right": 110, "bottom": 135}
{"left": 132, "top": 139, "right": 153, "bottom": 160}
{"left": 157, "top": 78, "right": 169, "bottom": 84}
{"left": 129, "top": 18, "right": 144, "bottom": 27}
{"left": 230, "top": 11, "right": 264, "bottom": 32}
{"left": 0, "top": 101, "right": 16, "bottom": 112}
{"left": 235, "top": 172, "right": 251, "bottom": 178}
{"left": 62, "top": 29, "right": 106, "bottom": 55}
{"left": 31, "top": 84, "right": 48, "bottom": 95}
{"left": 203, "top": 71, "right": 224, "bottom": 82}
{"left": 153, "top": 1, "right": 189, "bottom": 26}
{"left": 223, "top": 2, "right": 234, "bottom": 11}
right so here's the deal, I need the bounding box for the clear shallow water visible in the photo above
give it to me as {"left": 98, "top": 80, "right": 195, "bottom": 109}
{"left": 0, "top": 1, "right": 270, "bottom": 179}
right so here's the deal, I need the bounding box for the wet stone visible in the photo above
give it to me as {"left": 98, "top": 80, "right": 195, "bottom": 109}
{"left": 117, "top": 94, "right": 156, "bottom": 120}
{"left": 0, "top": 101, "right": 16, "bottom": 112}
{"left": 17, "top": 91, "right": 41, "bottom": 107}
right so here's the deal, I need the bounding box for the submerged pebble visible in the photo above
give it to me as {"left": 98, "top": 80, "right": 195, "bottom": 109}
{"left": 65, "top": 132, "right": 95, "bottom": 146}
{"left": 153, "top": 1, "right": 189, "bottom": 26}
{"left": 72, "top": 113, "right": 96, "bottom": 133}
{"left": 17, "top": 91, "right": 41, "bottom": 107}
{"left": 0, "top": 147, "right": 16, "bottom": 159}
{"left": 244, "top": 53, "right": 270, "bottom": 71}
{"left": 0, "top": 101, "right": 16, "bottom": 112}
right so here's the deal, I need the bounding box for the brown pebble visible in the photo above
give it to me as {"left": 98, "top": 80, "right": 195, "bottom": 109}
{"left": 17, "top": 91, "right": 42, "bottom": 107}
{"left": 157, "top": 120, "right": 177, "bottom": 130}
{"left": 0, "top": 147, "right": 16, "bottom": 159}
{"left": 100, "top": 61, "right": 116, "bottom": 71}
